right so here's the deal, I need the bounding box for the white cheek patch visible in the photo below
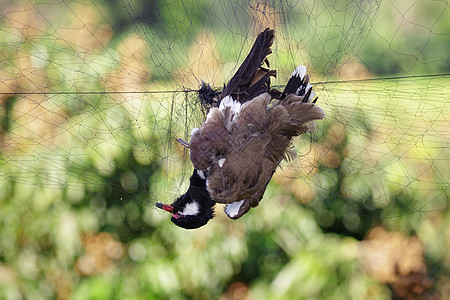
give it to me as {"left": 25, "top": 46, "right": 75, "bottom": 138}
{"left": 181, "top": 201, "right": 200, "bottom": 216}
{"left": 225, "top": 200, "right": 245, "bottom": 218}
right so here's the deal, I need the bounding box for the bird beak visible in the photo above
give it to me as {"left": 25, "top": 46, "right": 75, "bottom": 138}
{"left": 155, "top": 202, "right": 173, "bottom": 213}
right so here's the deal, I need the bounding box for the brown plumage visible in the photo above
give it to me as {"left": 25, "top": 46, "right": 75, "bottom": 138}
{"left": 190, "top": 91, "right": 324, "bottom": 219}
{"left": 156, "top": 28, "right": 325, "bottom": 228}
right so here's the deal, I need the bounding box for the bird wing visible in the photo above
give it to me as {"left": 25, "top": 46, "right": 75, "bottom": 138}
{"left": 205, "top": 92, "right": 324, "bottom": 218}
{"left": 206, "top": 94, "right": 273, "bottom": 203}
{"left": 189, "top": 106, "right": 230, "bottom": 170}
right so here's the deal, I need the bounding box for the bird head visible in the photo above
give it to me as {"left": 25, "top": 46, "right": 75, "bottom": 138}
{"left": 155, "top": 170, "right": 215, "bottom": 229}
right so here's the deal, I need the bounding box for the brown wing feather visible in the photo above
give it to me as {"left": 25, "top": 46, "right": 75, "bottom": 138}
{"left": 205, "top": 93, "right": 324, "bottom": 213}
{"left": 207, "top": 94, "right": 272, "bottom": 203}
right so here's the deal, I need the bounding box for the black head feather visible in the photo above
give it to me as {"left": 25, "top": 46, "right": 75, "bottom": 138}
{"left": 156, "top": 170, "right": 215, "bottom": 229}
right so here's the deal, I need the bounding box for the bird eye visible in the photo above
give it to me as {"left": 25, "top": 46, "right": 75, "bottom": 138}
{"left": 172, "top": 213, "right": 182, "bottom": 219}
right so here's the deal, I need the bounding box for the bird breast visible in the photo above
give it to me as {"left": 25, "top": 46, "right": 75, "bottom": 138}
{"left": 189, "top": 93, "right": 284, "bottom": 204}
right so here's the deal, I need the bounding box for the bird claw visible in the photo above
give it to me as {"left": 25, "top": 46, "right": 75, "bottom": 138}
{"left": 176, "top": 138, "right": 190, "bottom": 148}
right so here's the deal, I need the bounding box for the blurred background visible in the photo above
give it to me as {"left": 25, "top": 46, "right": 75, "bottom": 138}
{"left": 0, "top": 0, "right": 449, "bottom": 299}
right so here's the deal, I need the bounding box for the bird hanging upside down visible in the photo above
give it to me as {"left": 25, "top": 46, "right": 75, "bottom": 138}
{"left": 156, "top": 28, "right": 325, "bottom": 229}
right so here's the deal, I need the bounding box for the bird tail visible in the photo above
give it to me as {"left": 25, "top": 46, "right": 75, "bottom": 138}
{"left": 279, "top": 97, "right": 325, "bottom": 137}
{"left": 282, "top": 65, "right": 315, "bottom": 101}
{"left": 220, "top": 28, "right": 276, "bottom": 103}
{"left": 265, "top": 65, "right": 324, "bottom": 162}
{"left": 265, "top": 95, "right": 324, "bottom": 162}
{"left": 281, "top": 65, "right": 323, "bottom": 136}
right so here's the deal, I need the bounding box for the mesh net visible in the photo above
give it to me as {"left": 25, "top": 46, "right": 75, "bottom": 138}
{"left": 0, "top": 0, "right": 449, "bottom": 222}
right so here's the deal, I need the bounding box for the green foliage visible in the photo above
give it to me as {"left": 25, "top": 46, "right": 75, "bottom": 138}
{"left": 358, "top": 0, "right": 450, "bottom": 75}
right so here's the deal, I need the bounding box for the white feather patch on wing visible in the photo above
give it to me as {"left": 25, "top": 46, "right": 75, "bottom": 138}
{"left": 225, "top": 200, "right": 245, "bottom": 218}
{"left": 218, "top": 158, "right": 225, "bottom": 168}
{"left": 181, "top": 201, "right": 200, "bottom": 216}
{"left": 231, "top": 100, "right": 242, "bottom": 115}
{"left": 219, "top": 95, "right": 242, "bottom": 116}
{"left": 219, "top": 95, "right": 233, "bottom": 110}
{"left": 292, "top": 65, "right": 307, "bottom": 79}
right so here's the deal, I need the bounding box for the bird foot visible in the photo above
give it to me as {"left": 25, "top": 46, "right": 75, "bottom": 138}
{"left": 176, "top": 138, "right": 190, "bottom": 148}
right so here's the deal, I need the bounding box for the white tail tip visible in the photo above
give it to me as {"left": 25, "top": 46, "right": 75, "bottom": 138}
{"left": 292, "top": 65, "right": 307, "bottom": 79}
{"left": 224, "top": 200, "right": 245, "bottom": 218}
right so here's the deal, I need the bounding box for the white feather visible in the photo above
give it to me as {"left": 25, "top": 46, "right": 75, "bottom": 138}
{"left": 225, "top": 200, "right": 245, "bottom": 218}
{"left": 219, "top": 95, "right": 242, "bottom": 117}
{"left": 219, "top": 95, "right": 233, "bottom": 110}
{"left": 218, "top": 158, "right": 225, "bottom": 168}
{"left": 232, "top": 100, "right": 241, "bottom": 115}
{"left": 292, "top": 65, "right": 307, "bottom": 79}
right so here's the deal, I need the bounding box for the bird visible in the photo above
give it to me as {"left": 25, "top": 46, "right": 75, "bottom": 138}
{"left": 155, "top": 28, "right": 325, "bottom": 229}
